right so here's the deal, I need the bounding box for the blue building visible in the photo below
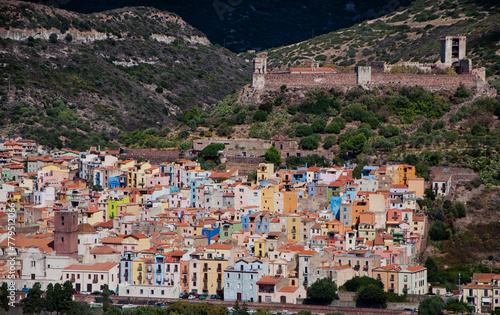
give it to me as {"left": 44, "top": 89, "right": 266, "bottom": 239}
{"left": 224, "top": 258, "right": 267, "bottom": 302}
{"left": 202, "top": 227, "right": 220, "bottom": 244}
{"left": 109, "top": 176, "right": 121, "bottom": 189}
{"left": 330, "top": 196, "right": 342, "bottom": 219}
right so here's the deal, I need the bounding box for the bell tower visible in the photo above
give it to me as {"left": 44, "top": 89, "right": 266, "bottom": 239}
{"left": 53, "top": 211, "right": 79, "bottom": 260}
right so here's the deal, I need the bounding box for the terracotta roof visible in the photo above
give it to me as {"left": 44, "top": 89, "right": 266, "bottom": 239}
{"left": 257, "top": 275, "right": 281, "bottom": 285}
{"left": 64, "top": 262, "right": 118, "bottom": 271}
{"left": 78, "top": 223, "right": 96, "bottom": 234}
{"left": 90, "top": 245, "right": 118, "bottom": 255}
{"left": 278, "top": 286, "right": 298, "bottom": 293}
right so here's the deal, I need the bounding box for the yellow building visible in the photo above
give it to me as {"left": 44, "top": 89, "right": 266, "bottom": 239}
{"left": 131, "top": 256, "right": 154, "bottom": 285}
{"left": 386, "top": 164, "right": 416, "bottom": 186}
{"left": 197, "top": 244, "right": 231, "bottom": 295}
{"left": 321, "top": 219, "right": 345, "bottom": 236}
{"left": 124, "top": 234, "right": 150, "bottom": 251}
{"left": 118, "top": 159, "right": 136, "bottom": 171}
{"left": 261, "top": 184, "right": 279, "bottom": 212}
{"left": 116, "top": 203, "right": 142, "bottom": 219}
{"left": 287, "top": 214, "right": 301, "bottom": 242}
{"left": 127, "top": 162, "right": 152, "bottom": 188}
{"left": 257, "top": 163, "right": 275, "bottom": 183}
{"left": 254, "top": 237, "right": 267, "bottom": 258}
{"left": 283, "top": 191, "right": 298, "bottom": 214}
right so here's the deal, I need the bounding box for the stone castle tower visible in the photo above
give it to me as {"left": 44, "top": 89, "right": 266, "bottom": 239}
{"left": 441, "top": 35, "right": 466, "bottom": 65}
{"left": 53, "top": 211, "right": 79, "bottom": 260}
{"left": 253, "top": 52, "right": 267, "bottom": 74}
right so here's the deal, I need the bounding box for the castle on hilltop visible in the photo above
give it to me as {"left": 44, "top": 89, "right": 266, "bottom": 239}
{"left": 249, "top": 36, "right": 485, "bottom": 95}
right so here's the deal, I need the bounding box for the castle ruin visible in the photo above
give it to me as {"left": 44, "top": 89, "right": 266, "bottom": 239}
{"left": 248, "top": 36, "right": 486, "bottom": 97}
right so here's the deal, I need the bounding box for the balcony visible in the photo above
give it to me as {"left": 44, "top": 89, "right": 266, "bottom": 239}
{"left": 156, "top": 269, "right": 162, "bottom": 273}
{"left": 182, "top": 269, "right": 188, "bottom": 274}
{"left": 376, "top": 276, "right": 382, "bottom": 281}
{"left": 203, "top": 267, "right": 208, "bottom": 272}
{"left": 70, "top": 277, "right": 75, "bottom": 282}
{"left": 353, "top": 265, "right": 360, "bottom": 271}
{"left": 363, "top": 266, "right": 369, "bottom": 271}
{"left": 277, "top": 268, "right": 283, "bottom": 275}
{"left": 93, "top": 279, "right": 98, "bottom": 284}
{"left": 137, "top": 265, "right": 143, "bottom": 271}
{"left": 217, "top": 268, "right": 222, "bottom": 273}
{"left": 389, "top": 288, "right": 395, "bottom": 293}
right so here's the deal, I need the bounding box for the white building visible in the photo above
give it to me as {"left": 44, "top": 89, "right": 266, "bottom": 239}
{"left": 62, "top": 262, "right": 119, "bottom": 293}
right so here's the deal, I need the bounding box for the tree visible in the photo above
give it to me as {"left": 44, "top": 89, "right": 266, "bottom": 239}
{"left": 44, "top": 283, "right": 56, "bottom": 313}
{"left": 311, "top": 118, "right": 327, "bottom": 133}
{"left": 22, "top": 282, "right": 44, "bottom": 315}
{"left": 201, "top": 143, "right": 225, "bottom": 161}
{"left": 299, "top": 135, "right": 320, "bottom": 150}
{"left": 355, "top": 284, "right": 387, "bottom": 308}
{"left": 418, "top": 296, "right": 445, "bottom": 315}
{"left": 323, "top": 135, "right": 337, "bottom": 149}
{"left": 102, "top": 284, "right": 110, "bottom": 312}
{"left": 339, "top": 133, "right": 367, "bottom": 153}
{"left": 49, "top": 33, "right": 58, "bottom": 43}
{"left": 264, "top": 146, "right": 281, "bottom": 169}
{"left": 342, "top": 276, "right": 384, "bottom": 292}
{"left": 0, "top": 283, "right": 9, "bottom": 312}
{"left": 429, "top": 221, "right": 450, "bottom": 241}
{"left": 306, "top": 278, "right": 339, "bottom": 304}
{"left": 253, "top": 110, "right": 268, "bottom": 122}
{"left": 295, "top": 124, "right": 314, "bottom": 137}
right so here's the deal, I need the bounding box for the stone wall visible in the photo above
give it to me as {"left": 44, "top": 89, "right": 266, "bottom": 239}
{"left": 254, "top": 72, "right": 480, "bottom": 92}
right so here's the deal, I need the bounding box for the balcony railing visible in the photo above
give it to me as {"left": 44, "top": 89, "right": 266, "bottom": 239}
{"left": 259, "top": 289, "right": 274, "bottom": 293}
{"left": 203, "top": 267, "right": 208, "bottom": 272}
{"left": 137, "top": 265, "right": 142, "bottom": 271}
{"left": 93, "top": 279, "right": 98, "bottom": 284}
{"left": 353, "top": 265, "right": 360, "bottom": 271}
{"left": 363, "top": 266, "right": 369, "bottom": 271}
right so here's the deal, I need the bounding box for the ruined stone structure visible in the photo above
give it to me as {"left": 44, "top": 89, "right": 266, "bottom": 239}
{"left": 247, "top": 36, "right": 485, "bottom": 97}
{"left": 441, "top": 35, "right": 467, "bottom": 66}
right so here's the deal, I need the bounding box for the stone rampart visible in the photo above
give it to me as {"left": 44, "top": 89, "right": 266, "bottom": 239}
{"left": 254, "top": 72, "right": 480, "bottom": 92}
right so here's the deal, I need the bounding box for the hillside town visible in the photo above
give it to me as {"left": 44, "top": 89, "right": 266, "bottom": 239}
{"left": 0, "top": 136, "right": 495, "bottom": 313}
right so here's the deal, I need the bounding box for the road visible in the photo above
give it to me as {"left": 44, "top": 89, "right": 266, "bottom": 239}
{"left": 73, "top": 294, "right": 411, "bottom": 315}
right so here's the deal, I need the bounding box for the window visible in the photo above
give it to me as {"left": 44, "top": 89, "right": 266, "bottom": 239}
{"left": 77, "top": 274, "right": 80, "bottom": 279}
{"left": 101, "top": 275, "right": 104, "bottom": 280}
{"left": 140, "top": 289, "right": 143, "bottom": 294}
{"left": 226, "top": 274, "right": 229, "bottom": 279}
{"left": 61, "top": 237, "right": 64, "bottom": 242}
{"left": 31, "top": 274, "right": 35, "bottom": 280}
{"left": 404, "top": 275, "right": 408, "bottom": 282}
{"left": 162, "top": 290, "right": 165, "bottom": 295}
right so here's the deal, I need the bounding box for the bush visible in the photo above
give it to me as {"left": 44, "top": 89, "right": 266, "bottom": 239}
{"left": 253, "top": 110, "right": 268, "bottom": 122}
{"left": 323, "top": 135, "right": 337, "bottom": 149}
{"left": 355, "top": 285, "right": 387, "bottom": 308}
{"left": 311, "top": 118, "right": 327, "bottom": 133}
{"left": 307, "top": 278, "right": 339, "bottom": 304}
{"left": 342, "top": 277, "right": 384, "bottom": 292}
{"left": 418, "top": 296, "right": 445, "bottom": 315}
{"left": 295, "top": 124, "right": 314, "bottom": 137}
{"left": 429, "top": 221, "right": 450, "bottom": 241}
{"left": 299, "top": 134, "right": 320, "bottom": 150}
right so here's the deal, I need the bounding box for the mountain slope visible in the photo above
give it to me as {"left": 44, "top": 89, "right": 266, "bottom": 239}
{"left": 0, "top": 1, "right": 251, "bottom": 150}
{"left": 27, "top": 0, "right": 414, "bottom": 52}
{"left": 266, "top": 0, "right": 500, "bottom": 78}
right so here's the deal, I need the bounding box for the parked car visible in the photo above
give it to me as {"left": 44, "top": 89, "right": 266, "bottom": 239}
{"left": 155, "top": 303, "right": 164, "bottom": 307}
{"left": 188, "top": 294, "right": 197, "bottom": 300}
{"left": 210, "top": 294, "right": 221, "bottom": 299}
{"left": 179, "top": 292, "right": 188, "bottom": 299}
{"left": 198, "top": 295, "right": 207, "bottom": 300}
{"left": 445, "top": 292, "right": 454, "bottom": 297}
